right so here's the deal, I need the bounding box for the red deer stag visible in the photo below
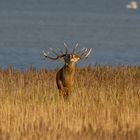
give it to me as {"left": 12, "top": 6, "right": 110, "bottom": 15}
{"left": 43, "top": 43, "right": 92, "bottom": 98}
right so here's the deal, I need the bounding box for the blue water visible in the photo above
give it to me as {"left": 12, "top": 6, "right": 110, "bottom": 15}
{"left": 0, "top": 0, "right": 140, "bottom": 69}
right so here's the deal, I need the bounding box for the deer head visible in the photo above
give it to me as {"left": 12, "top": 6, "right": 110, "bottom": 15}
{"left": 43, "top": 43, "right": 92, "bottom": 64}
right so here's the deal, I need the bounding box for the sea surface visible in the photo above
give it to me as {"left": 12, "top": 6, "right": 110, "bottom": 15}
{"left": 0, "top": 0, "right": 140, "bottom": 69}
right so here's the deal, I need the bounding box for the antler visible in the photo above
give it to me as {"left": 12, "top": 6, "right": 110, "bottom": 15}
{"left": 43, "top": 48, "right": 65, "bottom": 61}
{"left": 72, "top": 43, "right": 92, "bottom": 59}
{"left": 43, "top": 43, "right": 68, "bottom": 61}
{"left": 72, "top": 43, "right": 79, "bottom": 54}
{"left": 43, "top": 43, "right": 92, "bottom": 61}
{"left": 78, "top": 48, "right": 92, "bottom": 59}
{"left": 64, "top": 42, "right": 68, "bottom": 55}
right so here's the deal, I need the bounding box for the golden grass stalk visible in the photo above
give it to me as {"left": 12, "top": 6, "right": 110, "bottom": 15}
{"left": 0, "top": 65, "right": 140, "bottom": 140}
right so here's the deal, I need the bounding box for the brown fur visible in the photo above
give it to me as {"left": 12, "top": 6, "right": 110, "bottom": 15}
{"left": 43, "top": 44, "right": 92, "bottom": 99}
{"left": 56, "top": 54, "right": 79, "bottom": 98}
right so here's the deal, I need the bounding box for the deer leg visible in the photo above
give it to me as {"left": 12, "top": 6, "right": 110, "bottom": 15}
{"left": 58, "top": 89, "right": 63, "bottom": 97}
{"left": 63, "top": 89, "right": 69, "bottom": 100}
{"left": 56, "top": 80, "right": 65, "bottom": 97}
{"left": 66, "top": 90, "right": 69, "bottom": 97}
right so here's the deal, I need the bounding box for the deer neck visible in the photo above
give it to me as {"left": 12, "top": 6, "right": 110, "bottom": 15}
{"left": 64, "top": 62, "right": 76, "bottom": 75}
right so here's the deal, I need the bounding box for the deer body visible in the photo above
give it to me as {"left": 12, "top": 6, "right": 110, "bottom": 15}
{"left": 43, "top": 43, "right": 92, "bottom": 98}
{"left": 56, "top": 62, "right": 75, "bottom": 96}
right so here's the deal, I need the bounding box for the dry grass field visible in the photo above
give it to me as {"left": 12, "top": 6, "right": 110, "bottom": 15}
{"left": 0, "top": 65, "right": 140, "bottom": 140}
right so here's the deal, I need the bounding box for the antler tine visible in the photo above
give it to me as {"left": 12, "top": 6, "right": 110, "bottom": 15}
{"left": 85, "top": 48, "right": 92, "bottom": 58}
{"left": 79, "top": 48, "right": 92, "bottom": 59}
{"left": 57, "top": 48, "right": 65, "bottom": 55}
{"left": 79, "top": 48, "right": 87, "bottom": 55}
{"left": 42, "top": 50, "right": 49, "bottom": 58}
{"left": 49, "top": 48, "right": 60, "bottom": 56}
{"left": 72, "top": 43, "right": 79, "bottom": 54}
{"left": 64, "top": 42, "right": 68, "bottom": 55}
{"left": 42, "top": 50, "right": 48, "bottom": 55}
{"left": 79, "top": 50, "right": 87, "bottom": 59}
